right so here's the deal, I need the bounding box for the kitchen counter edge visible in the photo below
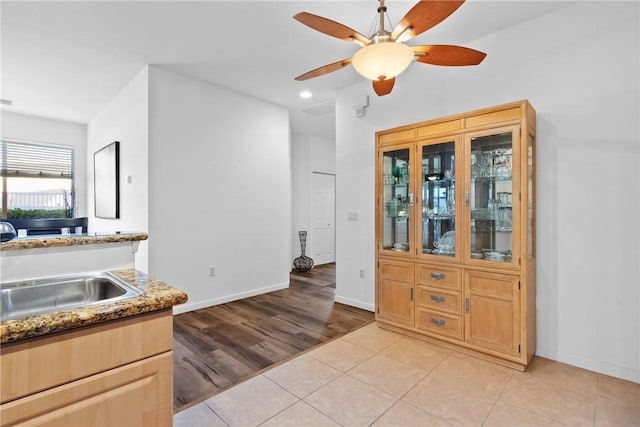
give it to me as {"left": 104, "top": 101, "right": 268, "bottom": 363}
{"left": 0, "top": 232, "right": 149, "bottom": 251}
{"left": 0, "top": 269, "right": 187, "bottom": 344}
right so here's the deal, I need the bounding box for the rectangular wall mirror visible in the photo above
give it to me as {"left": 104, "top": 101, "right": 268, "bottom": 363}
{"left": 94, "top": 141, "right": 120, "bottom": 219}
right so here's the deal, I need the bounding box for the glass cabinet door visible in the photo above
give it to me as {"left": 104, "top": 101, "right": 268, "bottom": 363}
{"left": 466, "top": 127, "right": 518, "bottom": 265}
{"left": 419, "top": 139, "right": 458, "bottom": 258}
{"left": 380, "top": 146, "right": 412, "bottom": 253}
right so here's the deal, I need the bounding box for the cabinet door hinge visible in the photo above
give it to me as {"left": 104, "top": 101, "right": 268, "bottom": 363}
{"left": 518, "top": 344, "right": 521, "bottom": 353}
{"left": 519, "top": 193, "right": 522, "bottom": 202}
{"left": 518, "top": 280, "right": 521, "bottom": 290}
{"left": 518, "top": 257, "right": 521, "bottom": 266}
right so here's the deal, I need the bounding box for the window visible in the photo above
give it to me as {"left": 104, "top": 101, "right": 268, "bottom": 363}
{"left": 1, "top": 139, "right": 75, "bottom": 219}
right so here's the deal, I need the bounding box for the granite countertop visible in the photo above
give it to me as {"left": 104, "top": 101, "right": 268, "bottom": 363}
{"left": 0, "top": 269, "right": 187, "bottom": 344}
{"left": 0, "top": 232, "right": 148, "bottom": 251}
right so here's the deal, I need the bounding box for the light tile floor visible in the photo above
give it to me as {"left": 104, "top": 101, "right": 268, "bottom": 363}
{"left": 174, "top": 323, "right": 640, "bottom": 427}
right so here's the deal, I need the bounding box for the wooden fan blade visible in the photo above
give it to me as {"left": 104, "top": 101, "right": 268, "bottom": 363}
{"left": 373, "top": 78, "right": 395, "bottom": 96}
{"left": 413, "top": 45, "right": 486, "bottom": 66}
{"left": 392, "top": 0, "right": 465, "bottom": 42}
{"left": 295, "top": 58, "right": 353, "bottom": 81}
{"left": 294, "top": 12, "right": 369, "bottom": 46}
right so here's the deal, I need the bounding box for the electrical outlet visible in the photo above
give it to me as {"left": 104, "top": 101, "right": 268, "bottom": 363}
{"left": 209, "top": 267, "right": 216, "bottom": 277}
{"left": 359, "top": 268, "right": 365, "bottom": 278}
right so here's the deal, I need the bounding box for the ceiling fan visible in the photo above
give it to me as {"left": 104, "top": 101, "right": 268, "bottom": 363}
{"left": 294, "top": 0, "right": 486, "bottom": 96}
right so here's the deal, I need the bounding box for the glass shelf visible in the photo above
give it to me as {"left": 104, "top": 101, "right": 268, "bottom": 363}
{"left": 423, "top": 178, "right": 455, "bottom": 186}
{"left": 471, "top": 176, "right": 512, "bottom": 183}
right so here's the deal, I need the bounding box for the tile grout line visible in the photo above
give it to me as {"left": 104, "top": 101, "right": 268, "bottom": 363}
{"left": 373, "top": 349, "right": 455, "bottom": 425}
{"left": 202, "top": 399, "right": 231, "bottom": 427}
{"left": 255, "top": 375, "right": 304, "bottom": 427}
{"left": 479, "top": 370, "right": 514, "bottom": 427}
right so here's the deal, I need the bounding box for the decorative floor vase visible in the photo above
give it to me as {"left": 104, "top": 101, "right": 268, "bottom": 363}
{"left": 293, "top": 231, "right": 314, "bottom": 272}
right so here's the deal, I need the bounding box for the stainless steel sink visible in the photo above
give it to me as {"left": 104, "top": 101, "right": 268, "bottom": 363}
{"left": 1, "top": 272, "right": 144, "bottom": 321}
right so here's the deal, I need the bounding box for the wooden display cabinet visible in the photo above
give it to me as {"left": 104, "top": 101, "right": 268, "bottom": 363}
{"left": 375, "top": 100, "right": 536, "bottom": 370}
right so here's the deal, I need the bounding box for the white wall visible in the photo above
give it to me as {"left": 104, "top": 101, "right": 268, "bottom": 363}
{"left": 0, "top": 111, "right": 88, "bottom": 217}
{"left": 335, "top": 2, "right": 639, "bottom": 382}
{"left": 291, "top": 133, "right": 335, "bottom": 265}
{"left": 87, "top": 66, "right": 150, "bottom": 272}
{"left": 148, "top": 66, "right": 291, "bottom": 313}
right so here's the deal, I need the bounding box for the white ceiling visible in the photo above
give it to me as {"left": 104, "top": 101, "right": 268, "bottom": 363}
{"left": 1, "top": 1, "right": 573, "bottom": 139}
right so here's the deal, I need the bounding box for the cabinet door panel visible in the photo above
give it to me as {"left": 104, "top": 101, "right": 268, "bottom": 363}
{"left": 378, "top": 144, "right": 414, "bottom": 255}
{"left": 377, "top": 260, "right": 414, "bottom": 327}
{"left": 417, "top": 137, "right": 462, "bottom": 262}
{"left": 464, "top": 126, "right": 520, "bottom": 269}
{"left": 465, "top": 271, "right": 520, "bottom": 357}
{"left": 0, "top": 352, "right": 173, "bottom": 427}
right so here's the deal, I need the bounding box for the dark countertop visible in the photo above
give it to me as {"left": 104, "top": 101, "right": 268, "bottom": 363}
{"left": 0, "top": 269, "right": 187, "bottom": 344}
{"left": 0, "top": 232, "right": 148, "bottom": 251}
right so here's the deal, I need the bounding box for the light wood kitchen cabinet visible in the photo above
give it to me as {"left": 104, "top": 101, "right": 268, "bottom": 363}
{"left": 375, "top": 100, "right": 536, "bottom": 370}
{"left": 1, "top": 309, "right": 174, "bottom": 426}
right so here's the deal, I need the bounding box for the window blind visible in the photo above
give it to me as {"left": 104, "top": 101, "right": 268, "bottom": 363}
{"left": 1, "top": 140, "right": 74, "bottom": 178}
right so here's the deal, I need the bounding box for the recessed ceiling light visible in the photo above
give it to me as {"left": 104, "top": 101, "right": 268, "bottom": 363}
{"left": 299, "top": 91, "right": 312, "bottom": 99}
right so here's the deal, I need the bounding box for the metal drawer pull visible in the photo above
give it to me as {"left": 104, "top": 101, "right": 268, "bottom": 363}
{"left": 431, "top": 318, "right": 445, "bottom": 327}
{"left": 430, "top": 295, "right": 445, "bottom": 303}
{"left": 430, "top": 272, "right": 446, "bottom": 280}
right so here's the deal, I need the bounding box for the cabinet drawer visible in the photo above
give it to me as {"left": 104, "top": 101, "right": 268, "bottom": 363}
{"left": 416, "top": 264, "right": 460, "bottom": 291}
{"left": 416, "top": 286, "right": 462, "bottom": 316}
{"left": 416, "top": 309, "right": 463, "bottom": 340}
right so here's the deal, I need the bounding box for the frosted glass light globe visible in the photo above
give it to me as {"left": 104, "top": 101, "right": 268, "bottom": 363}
{"left": 351, "top": 42, "right": 414, "bottom": 81}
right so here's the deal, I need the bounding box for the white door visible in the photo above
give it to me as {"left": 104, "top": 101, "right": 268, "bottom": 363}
{"left": 311, "top": 173, "right": 335, "bottom": 265}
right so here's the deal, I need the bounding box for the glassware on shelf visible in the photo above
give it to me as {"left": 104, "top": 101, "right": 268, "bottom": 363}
{"left": 497, "top": 207, "right": 512, "bottom": 231}
{"left": 493, "top": 149, "right": 512, "bottom": 178}
{"left": 385, "top": 196, "right": 409, "bottom": 218}
{"left": 433, "top": 230, "right": 455, "bottom": 255}
{"left": 487, "top": 199, "right": 499, "bottom": 220}
{"left": 497, "top": 192, "right": 511, "bottom": 206}
{"left": 392, "top": 243, "right": 408, "bottom": 252}
{"left": 446, "top": 184, "right": 455, "bottom": 215}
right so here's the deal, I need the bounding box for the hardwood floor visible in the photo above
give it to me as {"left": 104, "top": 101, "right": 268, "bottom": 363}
{"left": 172, "top": 263, "right": 374, "bottom": 411}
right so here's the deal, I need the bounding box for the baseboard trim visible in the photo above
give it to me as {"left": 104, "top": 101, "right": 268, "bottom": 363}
{"left": 334, "top": 295, "right": 375, "bottom": 312}
{"left": 536, "top": 345, "right": 640, "bottom": 383}
{"left": 172, "top": 282, "right": 290, "bottom": 315}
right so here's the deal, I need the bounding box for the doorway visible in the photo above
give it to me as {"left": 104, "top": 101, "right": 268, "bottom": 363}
{"left": 311, "top": 172, "right": 335, "bottom": 265}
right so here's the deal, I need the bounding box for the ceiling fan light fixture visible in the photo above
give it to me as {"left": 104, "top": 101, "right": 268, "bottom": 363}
{"left": 351, "top": 41, "right": 414, "bottom": 81}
